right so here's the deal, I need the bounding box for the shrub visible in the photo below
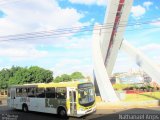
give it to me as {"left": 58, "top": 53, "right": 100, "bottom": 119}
{"left": 113, "top": 84, "right": 131, "bottom": 91}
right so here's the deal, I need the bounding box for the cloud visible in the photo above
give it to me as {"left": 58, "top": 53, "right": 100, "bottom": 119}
{"left": 69, "top": 0, "right": 107, "bottom": 6}
{"left": 0, "top": 42, "right": 49, "bottom": 61}
{"left": 113, "top": 51, "right": 139, "bottom": 73}
{"left": 53, "top": 36, "right": 92, "bottom": 50}
{"left": 0, "top": 0, "right": 85, "bottom": 36}
{"left": 150, "top": 18, "right": 160, "bottom": 26}
{"left": 140, "top": 43, "right": 160, "bottom": 52}
{"left": 143, "top": 1, "right": 153, "bottom": 9}
{"left": 0, "top": 0, "right": 89, "bottom": 59}
{"left": 51, "top": 58, "right": 93, "bottom": 77}
{"left": 114, "top": 42, "right": 160, "bottom": 74}
{"left": 139, "top": 43, "right": 160, "bottom": 65}
{"left": 138, "top": 27, "right": 160, "bottom": 38}
{"left": 131, "top": 5, "right": 146, "bottom": 18}
{"left": 155, "top": 6, "right": 159, "bottom": 10}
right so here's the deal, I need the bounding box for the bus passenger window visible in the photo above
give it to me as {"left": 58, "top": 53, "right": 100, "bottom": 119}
{"left": 16, "top": 88, "right": 22, "bottom": 97}
{"left": 46, "top": 87, "right": 55, "bottom": 98}
{"left": 37, "top": 88, "right": 45, "bottom": 98}
{"left": 56, "top": 87, "right": 66, "bottom": 99}
{"left": 22, "top": 88, "right": 27, "bottom": 97}
{"left": 28, "top": 88, "right": 36, "bottom": 97}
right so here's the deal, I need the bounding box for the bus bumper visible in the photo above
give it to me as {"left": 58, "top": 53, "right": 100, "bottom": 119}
{"left": 76, "top": 106, "right": 96, "bottom": 117}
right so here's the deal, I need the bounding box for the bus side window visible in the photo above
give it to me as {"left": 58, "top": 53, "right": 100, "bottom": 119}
{"left": 56, "top": 87, "right": 66, "bottom": 99}
{"left": 22, "top": 88, "right": 27, "bottom": 97}
{"left": 46, "top": 87, "right": 55, "bottom": 98}
{"left": 37, "top": 88, "right": 45, "bottom": 98}
{"left": 28, "top": 87, "right": 36, "bottom": 97}
{"left": 16, "top": 88, "right": 22, "bottom": 97}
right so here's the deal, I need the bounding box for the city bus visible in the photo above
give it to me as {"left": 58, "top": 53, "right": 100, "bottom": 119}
{"left": 7, "top": 81, "right": 96, "bottom": 117}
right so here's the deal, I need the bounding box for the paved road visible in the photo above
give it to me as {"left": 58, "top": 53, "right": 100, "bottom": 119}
{"left": 0, "top": 105, "right": 160, "bottom": 120}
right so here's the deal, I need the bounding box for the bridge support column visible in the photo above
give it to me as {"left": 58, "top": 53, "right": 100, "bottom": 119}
{"left": 121, "top": 40, "right": 160, "bottom": 84}
{"left": 92, "top": 26, "right": 119, "bottom": 102}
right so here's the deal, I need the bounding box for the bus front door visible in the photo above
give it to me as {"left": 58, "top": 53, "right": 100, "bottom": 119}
{"left": 69, "top": 90, "right": 77, "bottom": 116}
{"left": 10, "top": 88, "right": 16, "bottom": 108}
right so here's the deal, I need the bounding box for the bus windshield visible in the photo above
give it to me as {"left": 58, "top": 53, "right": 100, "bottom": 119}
{"left": 78, "top": 83, "right": 95, "bottom": 106}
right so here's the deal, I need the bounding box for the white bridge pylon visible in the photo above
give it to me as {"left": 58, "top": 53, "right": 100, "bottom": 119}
{"left": 121, "top": 40, "right": 160, "bottom": 85}
{"left": 93, "top": 0, "right": 160, "bottom": 102}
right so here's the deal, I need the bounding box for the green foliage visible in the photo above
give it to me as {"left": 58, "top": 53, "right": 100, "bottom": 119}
{"left": 113, "top": 84, "right": 133, "bottom": 91}
{"left": 0, "top": 66, "right": 53, "bottom": 89}
{"left": 28, "top": 66, "right": 53, "bottom": 83}
{"left": 71, "top": 72, "right": 84, "bottom": 79}
{"left": 53, "top": 71, "right": 85, "bottom": 83}
{"left": 8, "top": 67, "right": 29, "bottom": 85}
{"left": 145, "top": 85, "right": 153, "bottom": 89}
{"left": 61, "top": 74, "right": 71, "bottom": 82}
{"left": 0, "top": 67, "right": 85, "bottom": 87}
{"left": 54, "top": 74, "right": 71, "bottom": 83}
{"left": 0, "top": 68, "right": 11, "bottom": 89}
{"left": 113, "top": 83, "right": 155, "bottom": 92}
{"left": 124, "top": 92, "right": 160, "bottom": 102}
{"left": 54, "top": 76, "right": 63, "bottom": 83}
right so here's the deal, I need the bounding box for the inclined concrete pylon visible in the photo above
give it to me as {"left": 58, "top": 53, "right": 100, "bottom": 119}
{"left": 93, "top": 0, "right": 160, "bottom": 102}
{"left": 93, "top": 0, "right": 134, "bottom": 102}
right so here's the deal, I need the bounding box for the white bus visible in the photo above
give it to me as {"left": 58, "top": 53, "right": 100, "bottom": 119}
{"left": 7, "top": 81, "right": 96, "bottom": 117}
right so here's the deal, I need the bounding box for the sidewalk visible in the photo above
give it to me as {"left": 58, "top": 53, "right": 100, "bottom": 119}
{"left": 96, "top": 100, "right": 160, "bottom": 109}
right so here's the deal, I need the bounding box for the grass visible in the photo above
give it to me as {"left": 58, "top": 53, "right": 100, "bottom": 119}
{"left": 124, "top": 92, "right": 160, "bottom": 101}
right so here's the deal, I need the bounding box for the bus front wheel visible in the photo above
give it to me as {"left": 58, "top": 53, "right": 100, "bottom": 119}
{"left": 22, "top": 104, "right": 28, "bottom": 112}
{"left": 58, "top": 107, "right": 67, "bottom": 118}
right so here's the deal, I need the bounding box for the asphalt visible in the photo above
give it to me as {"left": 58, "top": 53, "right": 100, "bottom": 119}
{"left": 0, "top": 105, "right": 160, "bottom": 120}
{"left": 1, "top": 96, "right": 160, "bottom": 120}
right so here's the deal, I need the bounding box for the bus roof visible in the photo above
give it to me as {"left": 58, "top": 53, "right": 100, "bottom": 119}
{"left": 9, "top": 81, "right": 92, "bottom": 88}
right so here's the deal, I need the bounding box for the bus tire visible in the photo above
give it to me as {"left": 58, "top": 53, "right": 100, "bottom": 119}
{"left": 22, "top": 104, "right": 28, "bottom": 112}
{"left": 57, "top": 107, "right": 67, "bottom": 118}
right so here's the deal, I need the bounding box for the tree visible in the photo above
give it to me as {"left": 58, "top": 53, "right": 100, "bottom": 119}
{"left": 0, "top": 68, "right": 11, "bottom": 89}
{"left": 53, "top": 72, "right": 85, "bottom": 83}
{"left": 0, "top": 66, "right": 25, "bottom": 89}
{"left": 53, "top": 74, "right": 72, "bottom": 83}
{"left": 0, "top": 66, "right": 54, "bottom": 87}
{"left": 61, "top": 74, "right": 71, "bottom": 82}
{"left": 54, "top": 76, "right": 63, "bottom": 83}
{"left": 71, "top": 72, "right": 84, "bottom": 80}
{"left": 8, "top": 67, "right": 30, "bottom": 85}
{"left": 28, "top": 66, "right": 53, "bottom": 83}
{"left": 10, "top": 66, "right": 23, "bottom": 76}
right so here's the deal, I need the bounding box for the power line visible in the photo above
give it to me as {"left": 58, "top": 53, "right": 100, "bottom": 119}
{"left": 0, "top": 20, "right": 159, "bottom": 42}
{"left": 0, "top": 26, "right": 160, "bottom": 43}
{"left": 0, "top": 0, "right": 159, "bottom": 38}
{"left": 0, "top": 19, "right": 159, "bottom": 39}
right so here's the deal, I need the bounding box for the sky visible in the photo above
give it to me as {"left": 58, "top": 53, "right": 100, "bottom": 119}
{"left": 0, "top": 0, "right": 159, "bottom": 77}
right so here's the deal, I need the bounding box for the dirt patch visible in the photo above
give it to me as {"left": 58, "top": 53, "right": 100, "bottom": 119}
{"left": 0, "top": 96, "right": 7, "bottom": 105}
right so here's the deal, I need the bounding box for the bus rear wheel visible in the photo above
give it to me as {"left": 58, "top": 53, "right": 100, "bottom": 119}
{"left": 22, "top": 104, "right": 28, "bottom": 112}
{"left": 58, "top": 108, "right": 67, "bottom": 118}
